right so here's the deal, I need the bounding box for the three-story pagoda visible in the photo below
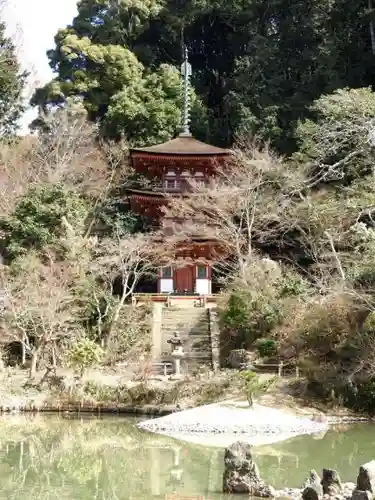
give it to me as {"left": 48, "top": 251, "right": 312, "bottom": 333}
{"left": 128, "top": 49, "right": 230, "bottom": 295}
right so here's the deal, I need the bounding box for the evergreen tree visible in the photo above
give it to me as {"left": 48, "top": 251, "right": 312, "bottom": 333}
{"left": 0, "top": 21, "right": 27, "bottom": 136}
{"left": 31, "top": 0, "right": 375, "bottom": 151}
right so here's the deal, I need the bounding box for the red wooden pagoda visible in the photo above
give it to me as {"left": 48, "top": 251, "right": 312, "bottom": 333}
{"left": 127, "top": 49, "right": 230, "bottom": 295}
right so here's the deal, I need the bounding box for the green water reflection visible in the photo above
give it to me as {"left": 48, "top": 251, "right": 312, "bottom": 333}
{"left": 0, "top": 415, "right": 373, "bottom": 499}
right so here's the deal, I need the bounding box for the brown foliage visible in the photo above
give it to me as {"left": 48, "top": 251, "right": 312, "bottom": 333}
{"left": 104, "top": 304, "right": 152, "bottom": 365}
{"left": 277, "top": 293, "right": 362, "bottom": 353}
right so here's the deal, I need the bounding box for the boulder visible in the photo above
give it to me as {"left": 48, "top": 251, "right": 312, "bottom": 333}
{"left": 302, "top": 485, "right": 321, "bottom": 500}
{"left": 321, "top": 469, "right": 343, "bottom": 496}
{"left": 303, "top": 470, "right": 322, "bottom": 490}
{"left": 351, "top": 491, "right": 372, "bottom": 500}
{"left": 357, "top": 461, "right": 375, "bottom": 493}
{"left": 222, "top": 441, "right": 274, "bottom": 496}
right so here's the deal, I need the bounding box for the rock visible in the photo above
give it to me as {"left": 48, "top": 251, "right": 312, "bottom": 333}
{"left": 303, "top": 470, "right": 322, "bottom": 490}
{"left": 357, "top": 461, "right": 375, "bottom": 493}
{"left": 222, "top": 441, "right": 274, "bottom": 496}
{"left": 321, "top": 469, "right": 343, "bottom": 496}
{"left": 302, "top": 485, "right": 321, "bottom": 500}
{"left": 351, "top": 490, "right": 372, "bottom": 500}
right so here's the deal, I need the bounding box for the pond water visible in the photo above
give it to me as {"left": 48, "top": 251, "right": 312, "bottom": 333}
{"left": 0, "top": 415, "right": 373, "bottom": 500}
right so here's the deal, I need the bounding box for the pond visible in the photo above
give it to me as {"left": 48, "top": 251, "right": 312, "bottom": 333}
{"left": 0, "top": 415, "right": 373, "bottom": 499}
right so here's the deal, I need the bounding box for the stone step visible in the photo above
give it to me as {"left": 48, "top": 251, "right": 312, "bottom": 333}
{"left": 160, "top": 342, "right": 211, "bottom": 348}
{"left": 162, "top": 325, "right": 208, "bottom": 329}
{"left": 162, "top": 327, "right": 210, "bottom": 333}
{"left": 161, "top": 334, "right": 209, "bottom": 340}
{"left": 163, "top": 307, "right": 206, "bottom": 312}
{"left": 162, "top": 312, "right": 205, "bottom": 317}
{"left": 161, "top": 331, "right": 209, "bottom": 337}
{"left": 157, "top": 304, "right": 212, "bottom": 373}
{"left": 160, "top": 333, "right": 210, "bottom": 341}
{"left": 161, "top": 321, "right": 208, "bottom": 328}
{"left": 161, "top": 330, "right": 210, "bottom": 336}
{"left": 161, "top": 317, "right": 208, "bottom": 323}
{"left": 163, "top": 306, "right": 206, "bottom": 312}
{"left": 159, "top": 352, "right": 212, "bottom": 361}
{"left": 162, "top": 316, "right": 208, "bottom": 321}
{"left": 161, "top": 325, "right": 209, "bottom": 331}
{"left": 162, "top": 316, "right": 206, "bottom": 321}
{"left": 162, "top": 318, "right": 207, "bottom": 323}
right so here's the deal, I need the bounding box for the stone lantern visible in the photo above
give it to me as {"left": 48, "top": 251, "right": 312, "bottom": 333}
{"left": 167, "top": 331, "right": 185, "bottom": 377}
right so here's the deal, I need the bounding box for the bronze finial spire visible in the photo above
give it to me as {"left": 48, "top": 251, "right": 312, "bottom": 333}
{"left": 180, "top": 45, "right": 192, "bottom": 137}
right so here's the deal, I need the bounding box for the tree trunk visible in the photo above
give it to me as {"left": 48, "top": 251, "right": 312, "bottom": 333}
{"left": 51, "top": 342, "right": 56, "bottom": 369}
{"left": 106, "top": 289, "right": 128, "bottom": 345}
{"left": 21, "top": 334, "right": 26, "bottom": 365}
{"left": 246, "top": 390, "right": 253, "bottom": 407}
{"left": 370, "top": 0, "right": 375, "bottom": 56}
{"left": 29, "top": 351, "right": 38, "bottom": 379}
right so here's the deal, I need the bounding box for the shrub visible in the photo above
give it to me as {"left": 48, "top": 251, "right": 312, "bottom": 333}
{"left": 68, "top": 338, "right": 103, "bottom": 377}
{"left": 218, "top": 263, "right": 307, "bottom": 357}
{"left": 219, "top": 288, "right": 283, "bottom": 353}
{"left": 254, "top": 338, "right": 278, "bottom": 358}
{"left": 103, "top": 304, "right": 153, "bottom": 364}
{"left": 276, "top": 273, "right": 309, "bottom": 298}
{"left": 343, "top": 378, "right": 375, "bottom": 414}
{"left": 238, "top": 371, "right": 275, "bottom": 406}
{"left": 0, "top": 184, "right": 89, "bottom": 260}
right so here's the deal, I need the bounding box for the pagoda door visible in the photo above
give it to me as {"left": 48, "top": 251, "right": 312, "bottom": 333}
{"left": 174, "top": 265, "right": 195, "bottom": 294}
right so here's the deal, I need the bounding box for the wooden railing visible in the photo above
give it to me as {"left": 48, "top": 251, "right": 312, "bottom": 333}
{"left": 132, "top": 293, "right": 220, "bottom": 306}
{"left": 253, "top": 360, "right": 301, "bottom": 378}
{"left": 152, "top": 361, "right": 173, "bottom": 376}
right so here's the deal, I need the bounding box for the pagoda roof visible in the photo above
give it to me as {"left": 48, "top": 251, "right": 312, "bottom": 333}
{"left": 129, "top": 135, "right": 230, "bottom": 156}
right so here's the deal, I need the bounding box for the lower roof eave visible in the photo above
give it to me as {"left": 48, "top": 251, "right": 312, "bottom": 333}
{"left": 127, "top": 188, "right": 184, "bottom": 199}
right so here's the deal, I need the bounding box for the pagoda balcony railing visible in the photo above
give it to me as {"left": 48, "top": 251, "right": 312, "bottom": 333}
{"left": 154, "top": 181, "right": 184, "bottom": 193}
{"left": 130, "top": 180, "right": 206, "bottom": 194}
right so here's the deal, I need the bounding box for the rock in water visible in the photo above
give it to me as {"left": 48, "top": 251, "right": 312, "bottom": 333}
{"left": 302, "top": 470, "right": 322, "bottom": 491}
{"left": 302, "top": 485, "right": 321, "bottom": 500}
{"left": 222, "top": 441, "right": 275, "bottom": 496}
{"left": 351, "top": 491, "right": 372, "bottom": 500}
{"left": 321, "top": 469, "right": 343, "bottom": 495}
{"left": 357, "top": 461, "right": 375, "bottom": 493}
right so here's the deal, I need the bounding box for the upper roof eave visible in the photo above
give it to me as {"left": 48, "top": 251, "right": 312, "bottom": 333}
{"left": 129, "top": 135, "right": 231, "bottom": 157}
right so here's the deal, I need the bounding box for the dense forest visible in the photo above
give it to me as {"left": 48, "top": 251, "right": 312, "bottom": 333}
{"left": 2, "top": 0, "right": 375, "bottom": 411}
{"left": 28, "top": 0, "right": 375, "bottom": 153}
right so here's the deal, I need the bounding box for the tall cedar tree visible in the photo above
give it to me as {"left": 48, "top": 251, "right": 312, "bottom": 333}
{"left": 0, "top": 21, "right": 27, "bottom": 136}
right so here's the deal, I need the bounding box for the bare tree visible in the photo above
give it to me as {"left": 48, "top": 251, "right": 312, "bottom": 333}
{"left": 163, "top": 142, "right": 304, "bottom": 284}
{"left": 0, "top": 136, "right": 39, "bottom": 216}
{"left": 294, "top": 88, "right": 375, "bottom": 187}
{"left": 1, "top": 255, "right": 79, "bottom": 377}
{"left": 0, "top": 103, "right": 132, "bottom": 242}
{"left": 87, "top": 230, "right": 163, "bottom": 347}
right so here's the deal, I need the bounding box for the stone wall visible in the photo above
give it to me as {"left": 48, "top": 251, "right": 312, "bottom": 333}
{"left": 208, "top": 308, "right": 220, "bottom": 372}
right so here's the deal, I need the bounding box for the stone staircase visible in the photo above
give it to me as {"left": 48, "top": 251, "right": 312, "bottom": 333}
{"left": 154, "top": 304, "right": 213, "bottom": 375}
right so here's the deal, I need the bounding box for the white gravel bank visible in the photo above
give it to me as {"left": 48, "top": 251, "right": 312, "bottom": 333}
{"left": 137, "top": 401, "right": 329, "bottom": 447}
